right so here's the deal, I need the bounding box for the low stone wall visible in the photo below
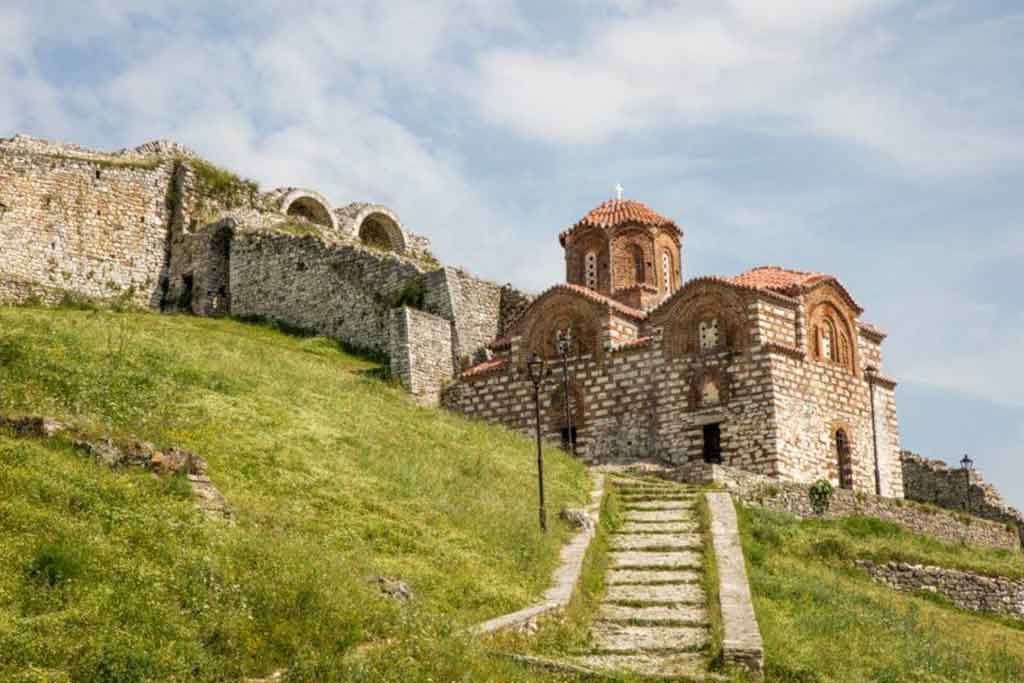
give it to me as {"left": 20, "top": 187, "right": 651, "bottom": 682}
{"left": 678, "top": 464, "right": 1020, "bottom": 552}
{"left": 389, "top": 307, "right": 454, "bottom": 405}
{"left": 706, "top": 491, "right": 764, "bottom": 676}
{"left": 857, "top": 560, "right": 1024, "bottom": 620}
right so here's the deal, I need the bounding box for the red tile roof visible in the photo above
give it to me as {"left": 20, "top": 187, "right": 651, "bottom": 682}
{"left": 558, "top": 283, "right": 647, "bottom": 320}
{"left": 461, "top": 356, "right": 510, "bottom": 378}
{"left": 560, "top": 199, "right": 680, "bottom": 244}
{"left": 728, "top": 266, "right": 863, "bottom": 313}
{"left": 727, "top": 266, "right": 829, "bottom": 295}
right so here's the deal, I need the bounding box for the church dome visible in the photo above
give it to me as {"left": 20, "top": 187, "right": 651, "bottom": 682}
{"left": 559, "top": 199, "right": 680, "bottom": 245}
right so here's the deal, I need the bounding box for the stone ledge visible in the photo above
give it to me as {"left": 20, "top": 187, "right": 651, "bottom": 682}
{"left": 706, "top": 491, "right": 764, "bottom": 677}
{"left": 474, "top": 473, "right": 605, "bottom": 634}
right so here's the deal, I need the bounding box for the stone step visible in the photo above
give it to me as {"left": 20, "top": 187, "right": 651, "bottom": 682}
{"left": 624, "top": 509, "right": 696, "bottom": 523}
{"left": 599, "top": 603, "right": 708, "bottom": 624}
{"left": 620, "top": 520, "right": 699, "bottom": 534}
{"left": 618, "top": 493, "right": 697, "bottom": 503}
{"left": 624, "top": 500, "right": 696, "bottom": 511}
{"left": 568, "top": 653, "right": 710, "bottom": 679}
{"left": 611, "top": 550, "right": 702, "bottom": 569}
{"left": 611, "top": 533, "right": 702, "bottom": 550}
{"left": 605, "top": 582, "right": 706, "bottom": 605}
{"left": 607, "top": 568, "right": 701, "bottom": 585}
{"left": 590, "top": 623, "right": 709, "bottom": 653}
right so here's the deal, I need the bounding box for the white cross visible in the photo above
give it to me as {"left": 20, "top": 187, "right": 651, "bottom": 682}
{"left": 615, "top": 183, "right": 624, "bottom": 200}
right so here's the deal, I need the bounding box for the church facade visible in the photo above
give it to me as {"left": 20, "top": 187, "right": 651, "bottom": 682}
{"left": 443, "top": 198, "right": 904, "bottom": 497}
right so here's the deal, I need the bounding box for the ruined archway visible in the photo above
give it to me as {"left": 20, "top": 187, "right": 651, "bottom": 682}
{"left": 278, "top": 189, "right": 338, "bottom": 232}
{"left": 356, "top": 210, "right": 407, "bottom": 253}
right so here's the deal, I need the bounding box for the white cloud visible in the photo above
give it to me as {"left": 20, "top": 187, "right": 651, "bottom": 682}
{"left": 471, "top": 2, "right": 1024, "bottom": 175}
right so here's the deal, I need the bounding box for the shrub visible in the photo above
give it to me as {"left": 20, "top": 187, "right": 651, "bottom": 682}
{"left": 808, "top": 479, "right": 834, "bottom": 516}
{"left": 26, "top": 541, "right": 84, "bottom": 587}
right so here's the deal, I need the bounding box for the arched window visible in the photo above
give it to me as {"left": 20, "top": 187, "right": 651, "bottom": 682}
{"left": 699, "top": 318, "right": 720, "bottom": 351}
{"left": 629, "top": 244, "right": 645, "bottom": 285}
{"left": 585, "top": 251, "right": 598, "bottom": 290}
{"left": 836, "top": 429, "right": 853, "bottom": 489}
{"left": 819, "top": 319, "right": 836, "bottom": 361}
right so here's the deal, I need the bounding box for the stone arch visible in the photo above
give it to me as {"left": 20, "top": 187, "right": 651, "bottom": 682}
{"left": 655, "top": 282, "right": 751, "bottom": 358}
{"left": 278, "top": 189, "right": 338, "bottom": 232}
{"left": 353, "top": 206, "right": 408, "bottom": 254}
{"left": 565, "top": 227, "right": 610, "bottom": 293}
{"left": 807, "top": 298, "right": 858, "bottom": 374}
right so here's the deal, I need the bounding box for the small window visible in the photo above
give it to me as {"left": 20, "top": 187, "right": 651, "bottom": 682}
{"left": 702, "top": 423, "right": 722, "bottom": 464}
{"left": 662, "top": 252, "right": 671, "bottom": 293}
{"left": 629, "top": 244, "right": 645, "bottom": 284}
{"left": 836, "top": 429, "right": 853, "bottom": 489}
{"left": 699, "top": 318, "right": 720, "bottom": 351}
{"left": 820, "top": 320, "right": 835, "bottom": 360}
{"left": 585, "top": 251, "right": 597, "bottom": 289}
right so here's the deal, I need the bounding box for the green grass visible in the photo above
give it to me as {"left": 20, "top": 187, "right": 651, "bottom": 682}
{"left": 0, "top": 306, "right": 592, "bottom": 682}
{"left": 740, "top": 504, "right": 1024, "bottom": 682}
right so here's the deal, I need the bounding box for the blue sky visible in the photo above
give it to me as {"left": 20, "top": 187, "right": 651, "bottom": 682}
{"left": 3, "top": 1, "right": 1021, "bottom": 506}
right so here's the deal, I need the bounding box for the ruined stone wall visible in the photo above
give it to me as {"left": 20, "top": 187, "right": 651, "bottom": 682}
{"left": 682, "top": 464, "right": 1019, "bottom": 552}
{"left": 229, "top": 231, "right": 424, "bottom": 355}
{"left": 498, "top": 284, "right": 533, "bottom": 337}
{"left": 770, "top": 332, "right": 903, "bottom": 497}
{"left": 902, "top": 452, "right": 1024, "bottom": 542}
{"left": 0, "top": 136, "right": 177, "bottom": 307}
{"left": 857, "top": 561, "right": 1024, "bottom": 619}
{"left": 389, "top": 307, "right": 454, "bottom": 404}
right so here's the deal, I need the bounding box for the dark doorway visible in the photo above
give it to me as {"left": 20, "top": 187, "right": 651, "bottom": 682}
{"left": 702, "top": 423, "right": 722, "bottom": 464}
{"left": 560, "top": 426, "right": 578, "bottom": 451}
{"left": 836, "top": 429, "right": 854, "bottom": 489}
{"left": 178, "top": 273, "right": 194, "bottom": 312}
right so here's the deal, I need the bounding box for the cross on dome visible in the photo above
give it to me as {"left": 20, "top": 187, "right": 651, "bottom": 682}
{"left": 615, "top": 183, "right": 624, "bottom": 200}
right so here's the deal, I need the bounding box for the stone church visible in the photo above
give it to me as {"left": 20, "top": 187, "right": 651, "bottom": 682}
{"left": 443, "top": 197, "right": 904, "bottom": 497}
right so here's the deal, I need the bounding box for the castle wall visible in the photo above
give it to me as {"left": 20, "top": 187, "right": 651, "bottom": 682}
{"left": 901, "top": 452, "right": 1024, "bottom": 542}
{"left": 228, "top": 231, "right": 424, "bottom": 355}
{"left": 0, "top": 137, "right": 176, "bottom": 307}
{"left": 389, "top": 307, "right": 454, "bottom": 404}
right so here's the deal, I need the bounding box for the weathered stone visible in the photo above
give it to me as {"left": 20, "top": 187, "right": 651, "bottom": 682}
{"left": 569, "top": 654, "right": 708, "bottom": 678}
{"left": 610, "top": 533, "right": 701, "bottom": 550}
{"left": 371, "top": 576, "right": 414, "bottom": 602}
{"left": 590, "top": 623, "right": 708, "bottom": 653}
{"left": 623, "top": 509, "right": 695, "bottom": 523}
{"left": 558, "top": 507, "right": 595, "bottom": 531}
{"left": 620, "top": 520, "right": 699, "bottom": 534}
{"left": 605, "top": 582, "right": 705, "bottom": 604}
{"left": 599, "top": 603, "right": 708, "bottom": 624}
{"left": 607, "top": 569, "right": 701, "bottom": 585}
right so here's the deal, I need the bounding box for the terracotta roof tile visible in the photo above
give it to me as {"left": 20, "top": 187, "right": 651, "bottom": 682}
{"left": 461, "top": 356, "right": 509, "bottom": 378}
{"left": 558, "top": 283, "right": 647, "bottom": 320}
{"left": 728, "top": 266, "right": 829, "bottom": 295}
{"left": 560, "top": 199, "right": 680, "bottom": 244}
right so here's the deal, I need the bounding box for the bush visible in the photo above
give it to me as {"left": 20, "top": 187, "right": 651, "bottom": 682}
{"left": 26, "top": 541, "right": 84, "bottom": 587}
{"left": 808, "top": 479, "right": 834, "bottom": 515}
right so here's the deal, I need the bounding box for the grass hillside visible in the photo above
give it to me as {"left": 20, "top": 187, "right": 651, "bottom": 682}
{"left": 0, "top": 306, "right": 592, "bottom": 682}
{"left": 740, "top": 505, "right": 1024, "bottom": 682}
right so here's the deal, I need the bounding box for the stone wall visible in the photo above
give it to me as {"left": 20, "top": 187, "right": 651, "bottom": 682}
{"left": 902, "top": 451, "right": 1024, "bottom": 545}
{"left": 857, "top": 560, "right": 1024, "bottom": 620}
{"left": 683, "top": 463, "right": 1020, "bottom": 552}
{"left": 229, "top": 231, "right": 425, "bottom": 355}
{"left": 389, "top": 307, "right": 454, "bottom": 404}
{"left": 0, "top": 135, "right": 178, "bottom": 307}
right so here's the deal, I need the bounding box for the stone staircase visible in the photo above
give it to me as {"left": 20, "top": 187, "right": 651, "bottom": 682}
{"left": 570, "top": 475, "right": 716, "bottom": 680}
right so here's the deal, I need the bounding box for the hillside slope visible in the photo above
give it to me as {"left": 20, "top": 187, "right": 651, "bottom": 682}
{"left": 0, "top": 307, "right": 590, "bottom": 682}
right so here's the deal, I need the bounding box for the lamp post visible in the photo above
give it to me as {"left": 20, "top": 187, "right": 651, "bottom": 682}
{"left": 527, "top": 354, "right": 548, "bottom": 533}
{"left": 960, "top": 453, "right": 974, "bottom": 514}
{"left": 865, "top": 365, "right": 882, "bottom": 496}
{"left": 556, "top": 330, "right": 576, "bottom": 458}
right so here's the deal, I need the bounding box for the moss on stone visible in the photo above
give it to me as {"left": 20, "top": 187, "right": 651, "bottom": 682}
{"left": 189, "top": 158, "right": 259, "bottom": 209}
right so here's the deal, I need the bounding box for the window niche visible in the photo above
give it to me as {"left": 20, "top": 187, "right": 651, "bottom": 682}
{"left": 585, "top": 251, "right": 598, "bottom": 290}
{"left": 698, "top": 318, "right": 720, "bottom": 352}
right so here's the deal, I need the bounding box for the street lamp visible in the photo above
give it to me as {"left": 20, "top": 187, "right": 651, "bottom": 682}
{"left": 865, "top": 365, "right": 882, "bottom": 496}
{"left": 961, "top": 453, "right": 974, "bottom": 514}
{"left": 527, "top": 353, "right": 548, "bottom": 533}
{"left": 556, "top": 329, "right": 577, "bottom": 458}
